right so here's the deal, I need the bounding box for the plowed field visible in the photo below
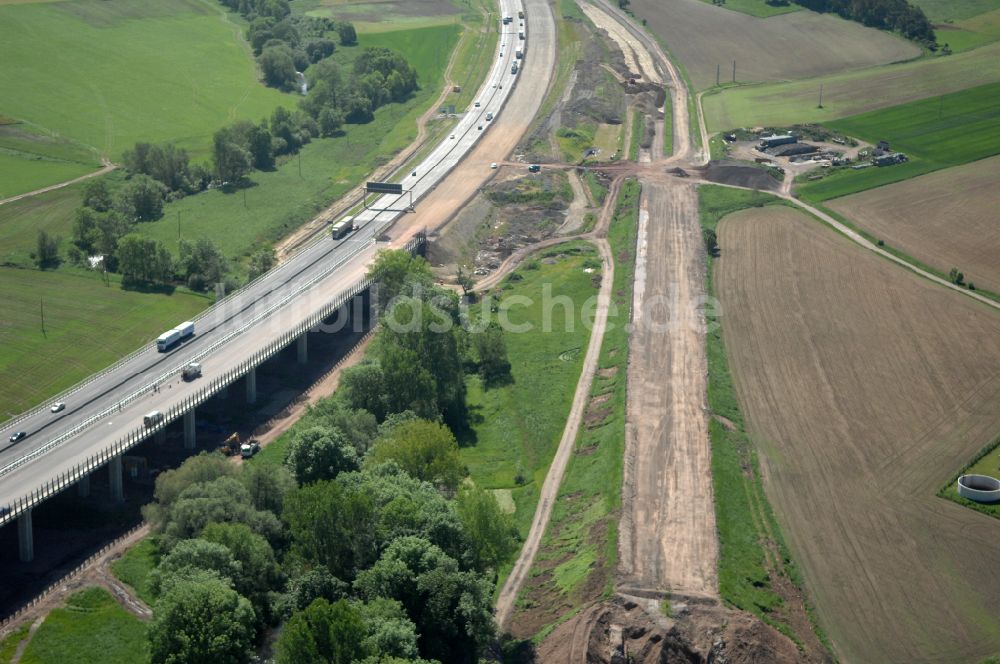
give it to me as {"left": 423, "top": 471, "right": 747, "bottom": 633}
{"left": 629, "top": 0, "right": 919, "bottom": 90}
{"left": 828, "top": 155, "right": 1000, "bottom": 294}
{"left": 715, "top": 206, "right": 1000, "bottom": 664}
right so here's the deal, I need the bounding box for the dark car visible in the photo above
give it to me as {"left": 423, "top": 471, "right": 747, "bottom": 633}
{"left": 9, "top": 431, "right": 27, "bottom": 443}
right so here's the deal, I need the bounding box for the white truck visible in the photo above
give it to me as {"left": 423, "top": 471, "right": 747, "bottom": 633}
{"left": 157, "top": 321, "right": 195, "bottom": 352}
{"left": 516, "top": 49, "right": 523, "bottom": 59}
{"left": 181, "top": 362, "right": 202, "bottom": 381}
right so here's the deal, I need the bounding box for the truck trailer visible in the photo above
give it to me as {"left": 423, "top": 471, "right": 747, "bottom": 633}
{"left": 157, "top": 320, "right": 195, "bottom": 352}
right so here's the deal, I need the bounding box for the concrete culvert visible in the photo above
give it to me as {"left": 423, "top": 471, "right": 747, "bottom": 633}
{"left": 957, "top": 474, "right": 1000, "bottom": 503}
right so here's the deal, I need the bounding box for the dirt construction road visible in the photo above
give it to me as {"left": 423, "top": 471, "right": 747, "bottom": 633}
{"left": 618, "top": 181, "right": 717, "bottom": 598}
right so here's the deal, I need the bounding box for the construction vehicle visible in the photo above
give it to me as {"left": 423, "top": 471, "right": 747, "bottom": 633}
{"left": 218, "top": 432, "right": 242, "bottom": 456}
{"left": 241, "top": 440, "right": 261, "bottom": 458}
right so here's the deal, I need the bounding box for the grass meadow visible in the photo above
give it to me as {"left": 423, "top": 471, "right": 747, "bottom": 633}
{"left": 693, "top": 0, "right": 800, "bottom": 16}
{"left": 18, "top": 588, "right": 148, "bottom": 664}
{"left": 796, "top": 82, "right": 1000, "bottom": 201}
{"left": 0, "top": 0, "right": 288, "bottom": 160}
{"left": 0, "top": 266, "right": 209, "bottom": 420}
{"left": 512, "top": 180, "right": 639, "bottom": 634}
{"left": 111, "top": 537, "right": 160, "bottom": 607}
{"left": 461, "top": 245, "right": 600, "bottom": 538}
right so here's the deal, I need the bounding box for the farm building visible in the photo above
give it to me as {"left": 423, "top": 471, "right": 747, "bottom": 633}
{"left": 758, "top": 133, "right": 797, "bottom": 149}
{"left": 875, "top": 152, "right": 908, "bottom": 166}
{"left": 766, "top": 143, "right": 818, "bottom": 158}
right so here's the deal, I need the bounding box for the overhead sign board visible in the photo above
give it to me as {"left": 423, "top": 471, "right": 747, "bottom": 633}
{"left": 366, "top": 181, "right": 403, "bottom": 195}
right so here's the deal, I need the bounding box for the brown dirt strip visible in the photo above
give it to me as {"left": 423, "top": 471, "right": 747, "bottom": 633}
{"left": 617, "top": 180, "right": 717, "bottom": 598}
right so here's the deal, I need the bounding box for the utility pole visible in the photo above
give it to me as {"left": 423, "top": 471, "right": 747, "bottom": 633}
{"left": 716, "top": 64, "right": 720, "bottom": 87}
{"left": 732, "top": 59, "right": 736, "bottom": 83}
{"left": 40, "top": 298, "right": 45, "bottom": 335}
{"left": 298, "top": 153, "right": 302, "bottom": 179}
{"left": 177, "top": 210, "right": 181, "bottom": 255}
{"left": 243, "top": 188, "right": 247, "bottom": 210}
{"left": 818, "top": 83, "right": 824, "bottom": 109}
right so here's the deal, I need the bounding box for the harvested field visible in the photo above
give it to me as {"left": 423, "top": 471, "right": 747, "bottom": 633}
{"left": 715, "top": 205, "right": 1000, "bottom": 664}
{"left": 629, "top": 0, "right": 919, "bottom": 90}
{"left": 703, "top": 41, "right": 1000, "bottom": 130}
{"left": 828, "top": 156, "right": 1000, "bottom": 293}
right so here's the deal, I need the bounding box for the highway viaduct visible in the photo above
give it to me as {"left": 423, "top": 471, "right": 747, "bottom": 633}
{"left": 0, "top": 0, "right": 531, "bottom": 563}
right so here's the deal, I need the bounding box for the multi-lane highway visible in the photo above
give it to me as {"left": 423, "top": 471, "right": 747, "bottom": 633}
{"left": 0, "top": 0, "right": 531, "bottom": 523}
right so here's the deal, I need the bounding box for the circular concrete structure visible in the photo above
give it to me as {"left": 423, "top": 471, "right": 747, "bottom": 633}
{"left": 957, "top": 474, "right": 1000, "bottom": 503}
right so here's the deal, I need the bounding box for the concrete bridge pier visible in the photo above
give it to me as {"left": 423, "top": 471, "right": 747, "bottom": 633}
{"left": 77, "top": 474, "right": 90, "bottom": 498}
{"left": 18, "top": 509, "right": 33, "bottom": 563}
{"left": 246, "top": 367, "right": 257, "bottom": 404}
{"left": 297, "top": 333, "right": 308, "bottom": 365}
{"left": 109, "top": 454, "right": 124, "bottom": 502}
{"left": 184, "top": 410, "right": 196, "bottom": 450}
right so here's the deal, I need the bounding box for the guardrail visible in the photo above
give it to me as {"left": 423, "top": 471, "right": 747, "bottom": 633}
{"left": 0, "top": 234, "right": 424, "bottom": 528}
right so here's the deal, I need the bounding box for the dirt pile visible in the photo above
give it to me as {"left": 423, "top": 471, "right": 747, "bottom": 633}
{"left": 700, "top": 161, "right": 781, "bottom": 192}
{"left": 535, "top": 595, "right": 812, "bottom": 664}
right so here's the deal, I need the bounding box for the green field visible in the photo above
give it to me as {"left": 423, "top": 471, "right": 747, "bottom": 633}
{"left": 513, "top": 180, "right": 639, "bottom": 632}
{"left": 0, "top": 152, "right": 95, "bottom": 200}
{"left": 111, "top": 537, "right": 160, "bottom": 606}
{"left": 461, "top": 246, "right": 599, "bottom": 537}
{"left": 699, "top": 185, "right": 827, "bottom": 648}
{"left": 0, "top": 267, "right": 209, "bottom": 419}
{"left": 940, "top": 435, "right": 1000, "bottom": 520}
{"left": 911, "top": 0, "right": 1000, "bottom": 21}
{"left": 0, "top": 22, "right": 460, "bottom": 271}
{"left": 0, "top": 0, "right": 288, "bottom": 162}
{"left": 703, "top": 41, "right": 1000, "bottom": 131}
{"left": 19, "top": 588, "right": 149, "bottom": 664}
{"left": 797, "top": 82, "right": 1000, "bottom": 201}
{"left": 695, "top": 0, "right": 800, "bottom": 17}
{"left": 0, "top": 120, "right": 102, "bottom": 198}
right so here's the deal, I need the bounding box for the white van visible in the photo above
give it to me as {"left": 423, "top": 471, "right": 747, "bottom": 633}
{"left": 143, "top": 411, "right": 164, "bottom": 427}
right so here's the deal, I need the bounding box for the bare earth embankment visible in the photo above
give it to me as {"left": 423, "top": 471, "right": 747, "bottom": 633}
{"left": 715, "top": 205, "right": 1000, "bottom": 664}
{"left": 828, "top": 155, "right": 1000, "bottom": 294}
{"left": 628, "top": 0, "right": 919, "bottom": 89}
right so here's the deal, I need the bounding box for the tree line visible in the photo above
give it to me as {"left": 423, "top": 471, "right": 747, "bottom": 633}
{"left": 140, "top": 251, "right": 517, "bottom": 664}
{"left": 791, "top": 0, "right": 935, "bottom": 44}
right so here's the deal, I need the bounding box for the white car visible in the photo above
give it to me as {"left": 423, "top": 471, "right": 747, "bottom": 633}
{"left": 50, "top": 402, "right": 65, "bottom": 413}
{"left": 450, "top": 134, "right": 455, "bottom": 139}
{"left": 490, "top": 163, "right": 498, "bottom": 169}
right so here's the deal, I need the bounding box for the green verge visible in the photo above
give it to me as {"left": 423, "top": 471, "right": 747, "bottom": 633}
{"left": 699, "top": 185, "right": 831, "bottom": 651}
{"left": 447, "top": 0, "right": 501, "bottom": 110}
{"left": 939, "top": 433, "right": 1000, "bottom": 520}
{"left": 0, "top": 266, "right": 210, "bottom": 421}
{"left": 19, "top": 587, "right": 149, "bottom": 664}
{"left": 797, "top": 82, "right": 1000, "bottom": 201}
{"left": 513, "top": 179, "right": 639, "bottom": 636}
{"left": 0, "top": 152, "right": 97, "bottom": 201}
{"left": 693, "top": 0, "right": 800, "bottom": 17}
{"left": 0, "top": 624, "right": 30, "bottom": 664}
{"left": 111, "top": 537, "right": 160, "bottom": 607}
{"left": 461, "top": 246, "right": 600, "bottom": 539}
{"left": 663, "top": 93, "right": 674, "bottom": 157}
{"left": 628, "top": 110, "right": 643, "bottom": 161}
